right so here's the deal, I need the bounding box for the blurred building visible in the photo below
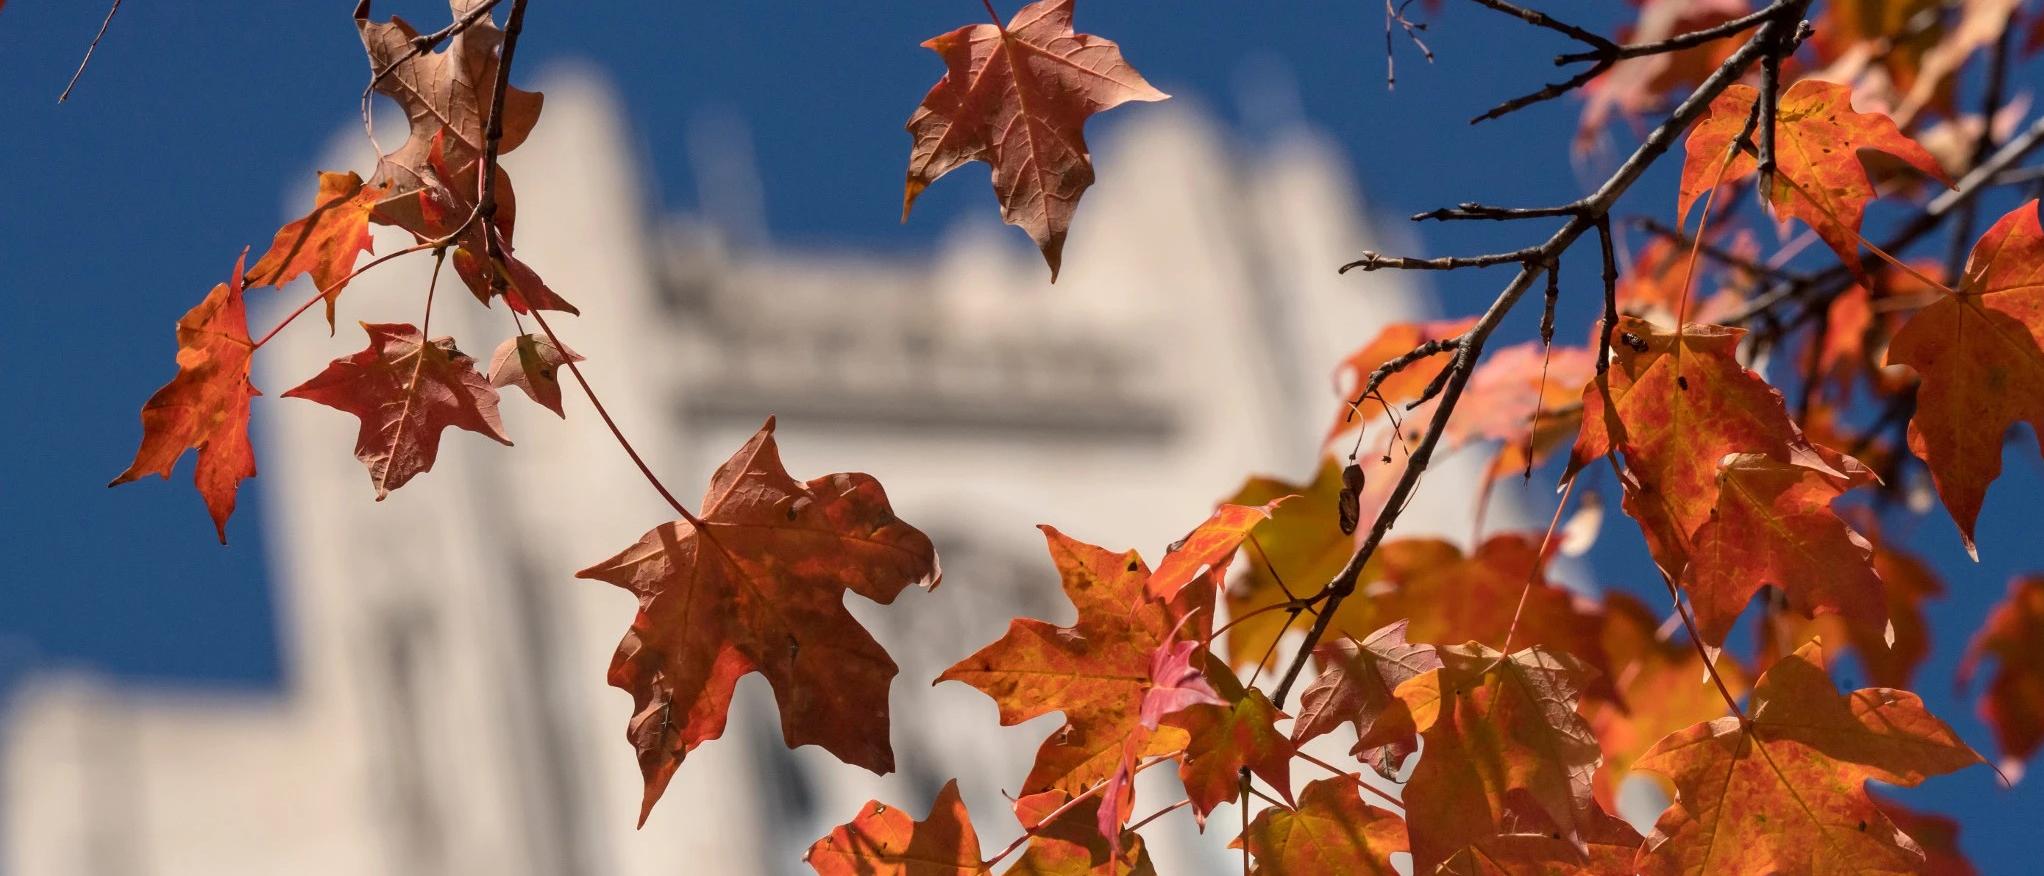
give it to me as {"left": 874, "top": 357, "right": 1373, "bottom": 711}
{"left": 2, "top": 71, "right": 1474, "bottom": 875}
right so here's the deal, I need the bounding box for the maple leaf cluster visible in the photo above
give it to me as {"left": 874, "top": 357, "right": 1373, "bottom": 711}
{"left": 115, "top": 0, "right": 577, "bottom": 537}
{"left": 102, "top": 0, "right": 2044, "bottom": 872}
{"left": 808, "top": 0, "right": 2044, "bottom": 872}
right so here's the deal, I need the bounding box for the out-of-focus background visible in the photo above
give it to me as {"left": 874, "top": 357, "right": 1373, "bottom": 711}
{"left": 1, "top": 2, "right": 2039, "bottom": 874}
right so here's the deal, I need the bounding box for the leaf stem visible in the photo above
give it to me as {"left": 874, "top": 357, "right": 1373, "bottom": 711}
{"left": 980, "top": 755, "right": 1173, "bottom": 869}
{"left": 525, "top": 307, "right": 703, "bottom": 528}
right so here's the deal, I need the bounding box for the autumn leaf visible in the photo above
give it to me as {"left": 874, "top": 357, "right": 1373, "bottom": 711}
{"left": 1579, "top": 0, "right": 1748, "bottom": 148}
{"left": 1164, "top": 661, "right": 1295, "bottom": 821}
{"left": 1684, "top": 449, "right": 1886, "bottom": 646}
{"left": 1147, "top": 500, "right": 1286, "bottom": 601}
{"left": 1378, "top": 535, "right": 1617, "bottom": 698}
{"left": 1452, "top": 340, "right": 1597, "bottom": 481}
{"left": 1812, "top": 0, "right": 1947, "bottom": 101}
{"left": 386, "top": 134, "right": 577, "bottom": 315}
{"left": 1960, "top": 576, "right": 2044, "bottom": 776}
{"left": 1137, "top": 639, "right": 1224, "bottom": 731}
{"left": 1613, "top": 233, "right": 1755, "bottom": 326}
{"left": 939, "top": 527, "right": 1195, "bottom": 796}
{"left": 1679, "top": 79, "right": 1949, "bottom": 274}
{"left": 246, "top": 171, "right": 389, "bottom": 327}
{"left": 1436, "top": 819, "right": 1644, "bottom": 876}
{"left": 1761, "top": 517, "right": 1943, "bottom": 689}
{"left": 488, "top": 333, "right": 582, "bottom": 417}
{"left": 1888, "top": 200, "right": 2044, "bottom": 553}
{"left": 1871, "top": 792, "right": 1980, "bottom": 876}
{"left": 357, "top": 0, "right": 543, "bottom": 191}
{"left": 1570, "top": 316, "right": 1818, "bottom": 590}
{"left": 1221, "top": 461, "right": 1359, "bottom": 671}
{"left": 111, "top": 254, "right": 259, "bottom": 543}
{"left": 1394, "top": 643, "right": 1638, "bottom": 873}
{"left": 1232, "top": 776, "right": 1407, "bottom": 875}
{"left": 1633, "top": 640, "right": 1982, "bottom": 874}
{"left": 1327, "top": 318, "right": 1475, "bottom": 445}
{"left": 1586, "top": 593, "right": 1747, "bottom": 810}
{"left": 806, "top": 779, "right": 987, "bottom": 876}
{"left": 1009, "top": 790, "right": 1156, "bottom": 876}
{"left": 903, "top": 0, "right": 1167, "bottom": 280}
{"left": 1292, "top": 620, "right": 1441, "bottom": 779}
{"left": 283, "top": 322, "right": 511, "bottom": 498}
{"left": 579, "top": 418, "right": 940, "bottom": 824}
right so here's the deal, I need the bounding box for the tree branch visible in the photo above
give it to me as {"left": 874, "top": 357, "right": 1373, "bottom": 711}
{"left": 1273, "top": 0, "right": 1812, "bottom": 707}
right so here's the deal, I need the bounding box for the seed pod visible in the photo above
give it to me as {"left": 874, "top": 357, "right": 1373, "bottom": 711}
{"left": 1338, "top": 462, "right": 1366, "bottom": 535}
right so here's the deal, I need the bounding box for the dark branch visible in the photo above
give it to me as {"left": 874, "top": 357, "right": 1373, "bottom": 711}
{"left": 58, "top": 0, "right": 125, "bottom": 103}
{"left": 1275, "top": 0, "right": 1812, "bottom": 707}
{"left": 1412, "top": 202, "right": 1582, "bottom": 222}
{"left": 1341, "top": 248, "right": 1539, "bottom": 272}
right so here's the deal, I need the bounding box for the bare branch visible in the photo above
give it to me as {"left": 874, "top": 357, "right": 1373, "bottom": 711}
{"left": 1274, "top": 0, "right": 1812, "bottom": 707}
{"left": 58, "top": 0, "right": 125, "bottom": 103}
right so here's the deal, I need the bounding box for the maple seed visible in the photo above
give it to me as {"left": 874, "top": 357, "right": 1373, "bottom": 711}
{"left": 1338, "top": 462, "right": 1366, "bottom": 535}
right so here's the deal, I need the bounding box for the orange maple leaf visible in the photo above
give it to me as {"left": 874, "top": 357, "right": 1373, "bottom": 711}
{"left": 111, "top": 254, "right": 259, "bottom": 543}
{"left": 1327, "top": 318, "right": 1476, "bottom": 445}
{"left": 1394, "top": 644, "right": 1640, "bottom": 873}
{"left": 806, "top": 779, "right": 987, "bottom": 876}
{"left": 1375, "top": 535, "right": 1618, "bottom": 700}
{"left": 1960, "top": 576, "right": 2044, "bottom": 776}
{"left": 1450, "top": 340, "right": 1597, "bottom": 459}
{"left": 903, "top": 0, "right": 1167, "bottom": 280}
{"left": 1231, "top": 776, "right": 1408, "bottom": 875}
{"left": 1570, "top": 316, "right": 1820, "bottom": 599}
{"left": 1008, "top": 790, "right": 1156, "bottom": 875}
{"left": 578, "top": 418, "right": 941, "bottom": 824}
{"left": 1888, "top": 200, "right": 2044, "bottom": 553}
{"left": 1684, "top": 449, "right": 1886, "bottom": 645}
{"left": 939, "top": 527, "right": 1200, "bottom": 796}
{"left": 1633, "top": 640, "right": 1981, "bottom": 874}
{"left": 1760, "top": 515, "right": 1943, "bottom": 689}
{"left": 1221, "top": 460, "right": 1368, "bottom": 671}
{"left": 1871, "top": 792, "right": 1981, "bottom": 876}
{"left": 246, "top": 171, "right": 390, "bottom": 328}
{"left": 1585, "top": 593, "right": 1747, "bottom": 812}
{"left": 1148, "top": 499, "right": 1287, "bottom": 601}
{"left": 1163, "top": 662, "right": 1295, "bottom": 821}
{"left": 283, "top": 322, "right": 512, "bottom": 498}
{"left": 1679, "top": 79, "right": 1948, "bottom": 275}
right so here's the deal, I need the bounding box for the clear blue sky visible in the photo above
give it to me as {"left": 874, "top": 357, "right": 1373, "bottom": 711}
{"left": 2, "top": 0, "right": 2039, "bottom": 867}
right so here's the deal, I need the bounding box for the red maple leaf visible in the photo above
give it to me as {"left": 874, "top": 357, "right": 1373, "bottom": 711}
{"left": 579, "top": 419, "right": 941, "bottom": 824}
{"left": 111, "top": 254, "right": 259, "bottom": 543}
{"left": 903, "top": 0, "right": 1167, "bottom": 279}
{"left": 283, "top": 322, "right": 512, "bottom": 499}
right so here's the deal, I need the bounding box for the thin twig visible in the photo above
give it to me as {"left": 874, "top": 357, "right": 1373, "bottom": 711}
{"left": 1942, "top": 3, "right": 2018, "bottom": 281}
{"left": 1631, "top": 217, "right": 1804, "bottom": 282}
{"left": 1557, "top": 0, "right": 1788, "bottom": 63}
{"left": 1340, "top": 249, "right": 1538, "bottom": 272}
{"left": 1276, "top": 0, "right": 1810, "bottom": 708}
{"left": 1412, "top": 202, "right": 1581, "bottom": 222}
{"left": 58, "top": 0, "right": 125, "bottom": 103}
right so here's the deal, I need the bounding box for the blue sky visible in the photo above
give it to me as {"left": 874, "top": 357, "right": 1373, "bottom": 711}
{"left": 2, "top": 0, "right": 2040, "bottom": 867}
